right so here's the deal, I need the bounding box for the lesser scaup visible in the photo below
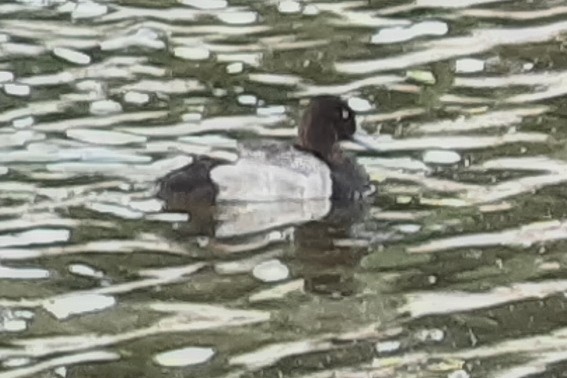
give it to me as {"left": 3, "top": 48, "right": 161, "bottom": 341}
{"left": 157, "top": 95, "right": 374, "bottom": 206}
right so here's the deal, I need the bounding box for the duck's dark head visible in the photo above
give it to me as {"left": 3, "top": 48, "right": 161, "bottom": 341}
{"left": 298, "top": 96, "right": 357, "bottom": 161}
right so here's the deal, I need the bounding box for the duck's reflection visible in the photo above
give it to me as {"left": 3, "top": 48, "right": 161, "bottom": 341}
{"left": 294, "top": 201, "right": 369, "bottom": 297}
{"left": 161, "top": 196, "right": 394, "bottom": 297}
{"left": 161, "top": 195, "right": 330, "bottom": 238}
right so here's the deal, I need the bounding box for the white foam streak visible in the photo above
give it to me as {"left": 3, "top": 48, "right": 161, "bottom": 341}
{"left": 404, "top": 279, "right": 567, "bottom": 317}
{"left": 154, "top": 347, "right": 215, "bottom": 367}
{"left": 410, "top": 220, "right": 567, "bottom": 253}
{"left": 0, "top": 229, "right": 70, "bottom": 248}
{"left": 409, "top": 107, "right": 548, "bottom": 134}
{"left": 34, "top": 111, "right": 167, "bottom": 132}
{"left": 0, "top": 351, "right": 119, "bottom": 378}
{"left": 337, "top": 21, "right": 567, "bottom": 74}
{"left": 43, "top": 294, "right": 116, "bottom": 320}
{"left": 357, "top": 132, "right": 548, "bottom": 152}
{"left": 230, "top": 339, "right": 334, "bottom": 369}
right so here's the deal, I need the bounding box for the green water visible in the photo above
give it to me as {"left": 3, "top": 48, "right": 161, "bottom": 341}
{"left": 1, "top": 0, "right": 567, "bottom": 377}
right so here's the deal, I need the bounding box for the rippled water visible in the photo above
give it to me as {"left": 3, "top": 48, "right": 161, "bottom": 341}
{"left": 1, "top": 0, "right": 567, "bottom": 377}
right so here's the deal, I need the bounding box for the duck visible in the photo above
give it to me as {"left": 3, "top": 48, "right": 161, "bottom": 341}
{"left": 157, "top": 95, "right": 374, "bottom": 208}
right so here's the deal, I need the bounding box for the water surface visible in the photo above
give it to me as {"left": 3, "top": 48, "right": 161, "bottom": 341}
{"left": 1, "top": 0, "right": 567, "bottom": 377}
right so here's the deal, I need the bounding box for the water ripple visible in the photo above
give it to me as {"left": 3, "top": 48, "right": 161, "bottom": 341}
{"left": 1, "top": 0, "right": 567, "bottom": 377}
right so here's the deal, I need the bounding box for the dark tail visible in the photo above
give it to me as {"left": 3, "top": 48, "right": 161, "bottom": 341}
{"left": 157, "top": 156, "right": 224, "bottom": 210}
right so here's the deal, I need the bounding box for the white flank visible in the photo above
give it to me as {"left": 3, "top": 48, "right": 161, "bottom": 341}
{"left": 210, "top": 156, "right": 332, "bottom": 201}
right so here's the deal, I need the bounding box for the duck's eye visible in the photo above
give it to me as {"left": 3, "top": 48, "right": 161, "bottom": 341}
{"left": 341, "top": 108, "right": 350, "bottom": 120}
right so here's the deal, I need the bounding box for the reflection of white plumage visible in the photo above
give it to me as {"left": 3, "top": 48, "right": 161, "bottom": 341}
{"left": 211, "top": 141, "right": 333, "bottom": 202}
{"left": 214, "top": 200, "right": 332, "bottom": 238}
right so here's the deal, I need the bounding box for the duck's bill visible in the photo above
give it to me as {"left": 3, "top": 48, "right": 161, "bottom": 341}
{"left": 350, "top": 132, "right": 379, "bottom": 152}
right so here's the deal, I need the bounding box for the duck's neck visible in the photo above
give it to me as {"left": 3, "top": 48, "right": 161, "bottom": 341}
{"left": 296, "top": 140, "right": 343, "bottom": 166}
{"left": 298, "top": 132, "right": 339, "bottom": 164}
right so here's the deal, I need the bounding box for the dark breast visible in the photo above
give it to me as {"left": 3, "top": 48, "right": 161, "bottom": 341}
{"left": 328, "top": 154, "right": 371, "bottom": 201}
